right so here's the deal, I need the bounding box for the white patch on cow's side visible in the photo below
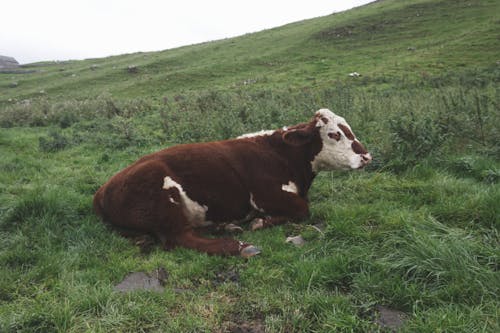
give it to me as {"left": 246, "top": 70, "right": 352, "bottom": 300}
{"left": 311, "top": 109, "right": 366, "bottom": 171}
{"left": 249, "top": 193, "right": 265, "bottom": 213}
{"left": 237, "top": 130, "right": 275, "bottom": 139}
{"left": 281, "top": 181, "right": 298, "bottom": 194}
{"left": 162, "top": 176, "right": 209, "bottom": 227}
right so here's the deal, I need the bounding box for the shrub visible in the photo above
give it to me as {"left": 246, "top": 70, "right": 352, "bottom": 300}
{"left": 39, "top": 131, "right": 70, "bottom": 152}
{"left": 386, "top": 110, "right": 446, "bottom": 169}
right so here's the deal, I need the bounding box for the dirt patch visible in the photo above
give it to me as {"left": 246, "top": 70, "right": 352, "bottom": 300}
{"left": 374, "top": 305, "right": 407, "bottom": 331}
{"left": 213, "top": 268, "right": 240, "bottom": 286}
{"left": 219, "top": 314, "right": 266, "bottom": 333}
{"left": 114, "top": 267, "right": 168, "bottom": 293}
{"left": 315, "top": 19, "right": 402, "bottom": 41}
{"left": 226, "top": 320, "right": 265, "bottom": 333}
{"left": 317, "top": 25, "right": 355, "bottom": 39}
{"left": 218, "top": 307, "right": 266, "bottom": 333}
{"left": 131, "top": 234, "right": 158, "bottom": 254}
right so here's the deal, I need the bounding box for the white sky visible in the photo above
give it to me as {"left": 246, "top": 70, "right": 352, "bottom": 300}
{"left": 1, "top": 0, "right": 374, "bottom": 64}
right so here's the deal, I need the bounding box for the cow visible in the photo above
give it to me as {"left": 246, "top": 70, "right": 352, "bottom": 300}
{"left": 93, "top": 109, "right": 372, "bottom": 257}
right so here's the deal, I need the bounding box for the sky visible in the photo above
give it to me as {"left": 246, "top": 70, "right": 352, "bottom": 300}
{"left": 1, "top": 0, "right": 374, "bottom": 64}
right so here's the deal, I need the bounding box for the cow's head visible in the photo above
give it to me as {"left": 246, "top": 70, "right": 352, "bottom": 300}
{"left": 283, "top": 109, "right": 372, "bottom": 171}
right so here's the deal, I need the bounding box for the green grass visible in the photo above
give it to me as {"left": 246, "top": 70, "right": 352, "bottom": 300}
{"left": 1, "top": 0, "right": 499, "bottom": 331}
{"left": 0, "top": 134, "right": 498, "bottom": 331}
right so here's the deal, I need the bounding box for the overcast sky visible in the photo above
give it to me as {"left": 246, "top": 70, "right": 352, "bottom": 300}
{"left": 1, "top": 0, "right": 374, "bottom": 64}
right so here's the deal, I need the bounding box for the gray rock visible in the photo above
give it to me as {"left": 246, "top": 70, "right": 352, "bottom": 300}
{"left": 286, "top": 235, "right": 305, "bottom": 247}
{"left": 0, "top": 55, "right": 19, "bottom": 69}
{"left": 127, "top": 65, "right": 138, "bottom": 73}
{"left": 114, "top": 268, "right": 168, "bottom": 293}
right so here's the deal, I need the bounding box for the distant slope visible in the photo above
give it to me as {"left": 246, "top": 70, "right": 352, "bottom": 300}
{"left": 1, "top": 0, "right": 499, "bottom": 103}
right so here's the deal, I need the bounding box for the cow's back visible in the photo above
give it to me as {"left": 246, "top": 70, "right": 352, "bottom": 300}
{"left": 93, "top": 138, "right": 285, "bottom": 227}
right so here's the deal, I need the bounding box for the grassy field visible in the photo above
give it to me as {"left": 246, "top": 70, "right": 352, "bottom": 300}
{"left": 1, "top": 0, "right": 499, "bottom": 331}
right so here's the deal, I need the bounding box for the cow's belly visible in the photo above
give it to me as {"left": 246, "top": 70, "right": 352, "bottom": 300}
{"left": 162, "top": 175, "right": 252, "bottom": 228}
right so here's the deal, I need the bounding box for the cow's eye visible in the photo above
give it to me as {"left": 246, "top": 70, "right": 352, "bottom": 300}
{"left": 328, "top": 132, "right": 341, "bottom": 141}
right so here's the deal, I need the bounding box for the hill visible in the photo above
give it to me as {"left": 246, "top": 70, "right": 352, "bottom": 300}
{"left": 1, "top": 0, "right": 499, "bottom": 103}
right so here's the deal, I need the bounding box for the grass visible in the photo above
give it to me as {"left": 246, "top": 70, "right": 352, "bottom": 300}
{"left": 0, "top": 141, "right": 498, "bottom": 331}
{"left": 1, "top": 0, "right": 499, "bottom": 331}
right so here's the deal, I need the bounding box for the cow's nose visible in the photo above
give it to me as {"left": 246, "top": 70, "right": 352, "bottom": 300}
{"left": 361, "top": 153, "right": 372, "bottom": 163}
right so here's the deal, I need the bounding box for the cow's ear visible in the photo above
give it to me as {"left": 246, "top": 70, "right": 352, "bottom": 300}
{"left": 283, "top": 129, "right": 312, "bottom": 146}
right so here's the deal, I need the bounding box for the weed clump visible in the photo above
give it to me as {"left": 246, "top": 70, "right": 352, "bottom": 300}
{"left": 39, "top": 131, "right": 70, "bottom": 152}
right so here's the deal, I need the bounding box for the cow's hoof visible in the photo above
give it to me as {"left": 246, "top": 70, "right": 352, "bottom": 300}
{"left": 224, "top": 223, "right": 244, "bottom": 233}
{"left": 250, "top": 218, "right": 265, "bottom": 231}
{"left": 240, "top": 245, "right": 261, "bottom": 258}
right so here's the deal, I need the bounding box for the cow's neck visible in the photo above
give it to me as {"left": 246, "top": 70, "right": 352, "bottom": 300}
{"left": 264, "top": 134, "right": 321, "bottom": 196}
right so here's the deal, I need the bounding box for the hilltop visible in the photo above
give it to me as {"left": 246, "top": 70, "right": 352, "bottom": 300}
{"left": 1, "top": 0, "right": 499, "bottom": 103}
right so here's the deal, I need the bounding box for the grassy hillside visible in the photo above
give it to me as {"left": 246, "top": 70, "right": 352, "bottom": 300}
{"left": 1, "top": 0, "right": 499, "bottom": 332}
{"left": 1, "top": 0, "right": 499, "bottom": 103}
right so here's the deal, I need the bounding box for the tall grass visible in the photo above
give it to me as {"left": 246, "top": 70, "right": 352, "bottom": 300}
{"left": 3, "top": 80, "right": 497, "bottom": 171}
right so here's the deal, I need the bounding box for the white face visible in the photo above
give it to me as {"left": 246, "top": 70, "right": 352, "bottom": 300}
{"left": 311, "top": 109, "right": 372, "bottom": 172}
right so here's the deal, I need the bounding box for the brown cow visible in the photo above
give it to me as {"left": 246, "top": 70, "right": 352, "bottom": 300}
{"left": 93, "top": 109, "right": 371, "bottom": 257}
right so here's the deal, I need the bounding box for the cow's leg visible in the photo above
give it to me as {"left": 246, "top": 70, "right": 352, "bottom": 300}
{"left": 250, "top": 216, "right": 288, "bottom": 230}
{"left": 174, "top": 230, "right": 260, "bottom": 257}
{"left": 155, "top": 189, "right": 259, "bottom": 257}
{"left": 250, "top": 189, "right": 309, "bottom": 231}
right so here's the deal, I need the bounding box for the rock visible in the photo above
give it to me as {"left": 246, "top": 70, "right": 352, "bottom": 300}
{"left": 127, "top": 65, "right": 138, "bottom": 73}
{"left": 348, "top": 72, "right": 361, "bottom": 77}
{"left": 114, "top": 267, "right": 169, "bottom": 293}
{"left": 285, "top": 235, "right": 305, "bottom": 247}
{"left": 240, "top": 245, "right": 261, "bottom": 258}
{"left": 250, "top": 218, "right": 265, "bottom": 231}
{"left": 243, "top": 78, "right": 257, "bottom": 85}
{"left": 0, "top": 55, "right": 19, "bottom": 69}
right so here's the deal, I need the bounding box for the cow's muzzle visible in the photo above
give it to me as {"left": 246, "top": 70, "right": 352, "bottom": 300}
{"left": 359, "top": 153, "right": 372, "bottom": 168}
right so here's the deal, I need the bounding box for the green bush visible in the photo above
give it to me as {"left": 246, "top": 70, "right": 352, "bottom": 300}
{"left": 39, "top": 131, "right": 70, "bottom": 152}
